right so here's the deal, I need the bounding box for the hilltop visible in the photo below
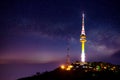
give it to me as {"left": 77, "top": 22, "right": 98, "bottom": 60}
{"left": 17, "top": 61, "right": 120, "bottom": 80}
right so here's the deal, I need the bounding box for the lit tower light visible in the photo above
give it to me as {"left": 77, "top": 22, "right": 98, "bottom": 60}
{"left": 80, "top": 13, "right": 87, "bottom": 63}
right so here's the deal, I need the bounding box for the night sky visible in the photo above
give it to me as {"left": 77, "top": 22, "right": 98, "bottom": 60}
{"left": 0, "top": 0, "right": 120, "bottom": 80}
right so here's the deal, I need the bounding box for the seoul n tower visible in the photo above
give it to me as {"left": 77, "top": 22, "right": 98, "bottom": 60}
{"left": 80, "top": 13, "right": 87, "bottom": 63}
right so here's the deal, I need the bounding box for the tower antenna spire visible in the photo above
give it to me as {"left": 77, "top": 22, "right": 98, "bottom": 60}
{"left": 81, "top": 13, "right": 85, "bottom": 35}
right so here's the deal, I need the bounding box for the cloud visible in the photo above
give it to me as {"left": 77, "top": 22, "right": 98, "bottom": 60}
{"left": 112, "top": 50, "right": 120, "bottom": 58}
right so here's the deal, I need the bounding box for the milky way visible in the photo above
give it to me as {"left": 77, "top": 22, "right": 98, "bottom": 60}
{"left": 0, "top": 0, "right": 120, "bottom": 64}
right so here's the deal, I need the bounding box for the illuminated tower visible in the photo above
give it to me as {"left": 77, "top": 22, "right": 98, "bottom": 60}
{"left": 80, "top": 13, "right": 87, "bottom": 63}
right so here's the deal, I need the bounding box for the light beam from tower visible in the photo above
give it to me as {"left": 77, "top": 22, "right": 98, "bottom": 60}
{"left": 80, "top": 13, "right": 87, "bottom": 63}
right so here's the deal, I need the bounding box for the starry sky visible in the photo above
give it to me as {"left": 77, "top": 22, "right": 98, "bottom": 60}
{"left": 0, "top": 0, "right": 120, "bottom": 80}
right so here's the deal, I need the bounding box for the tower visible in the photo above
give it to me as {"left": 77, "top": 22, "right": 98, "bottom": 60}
{"left": 80, "top": 13, "right": 87, "bottom": 63}
{"left": 60, "top": 39, "right": 73, "bottom": 71}
{"left": 66, "top": 39, "right": 70, "bottom": 66}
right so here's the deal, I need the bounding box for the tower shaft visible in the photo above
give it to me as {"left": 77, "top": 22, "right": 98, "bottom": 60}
{"left": 81, "top": 42, "right": 85, "bottom": 62}
{"left": 82, "top": 42, "right": 85, "bottom": 54}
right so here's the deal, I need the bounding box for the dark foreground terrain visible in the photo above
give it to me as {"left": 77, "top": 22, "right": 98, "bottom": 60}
{"left": 17, "top": 62, "right": 120, "bottom": 80}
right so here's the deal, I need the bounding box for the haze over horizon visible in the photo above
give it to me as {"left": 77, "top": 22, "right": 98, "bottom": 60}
{"left": 0, "top": 0, "right": 120, "bottom": 80}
